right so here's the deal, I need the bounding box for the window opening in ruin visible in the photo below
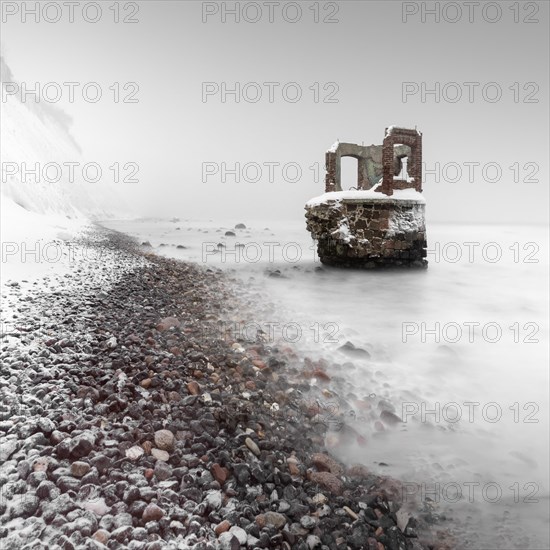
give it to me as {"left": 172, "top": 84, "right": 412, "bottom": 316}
{"left": 394, "top": 144, "right": 408, "bottom": 181}
{"left": 341, "top": 156, "right": 359, "bottom": 190}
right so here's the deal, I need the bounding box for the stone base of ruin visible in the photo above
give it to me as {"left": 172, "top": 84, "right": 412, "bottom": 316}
{"left": 305, "top": 198, "right": 428, "bottom": 269}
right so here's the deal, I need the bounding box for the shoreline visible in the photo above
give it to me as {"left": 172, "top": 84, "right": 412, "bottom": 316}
{"left": 0, "top": 226, "right": 451, "bottom": 550}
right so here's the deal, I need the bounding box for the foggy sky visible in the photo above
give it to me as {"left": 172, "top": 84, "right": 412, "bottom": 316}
{"left": 1, "top": 0, "right": 549, "bottom": 224}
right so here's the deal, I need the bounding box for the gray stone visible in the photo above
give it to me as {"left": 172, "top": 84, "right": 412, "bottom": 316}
{"left": 0, "top": 439, "right": 18, "bottom": 461}
{"left": 153, "top": 430, "right": 174, "bottom": 451}
{"left": 307, "top": 535, "right": 322, "bottom": 549}
{"left": 300, "top": 515, "right": 317, "bottom": 529}
{"left": 153, "top": 461, "right": 172, "bottom": 481}
{"left": 229, "top": 525, "right": 247, "bottom": 545}
{"left": 205, "top": 489, "right": 222, "bottom": 511}
{"left": 262, "top": 511, "right": 287, "bottom": 529}
{"left": 218, "top": 532, "right": 240, "bottom": 550}
{"left": 71, "top": 461, "right": 91, "bottom": 478}
{"left": 70, "top": 432, "right": 95, "bottom": 458}
{"left": 244, "top": 437, "right": 260, "bottom": 456}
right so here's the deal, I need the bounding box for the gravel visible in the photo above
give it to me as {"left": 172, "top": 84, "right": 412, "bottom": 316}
{"left": 0, "top": 227, "right": 446, "bottom": 550}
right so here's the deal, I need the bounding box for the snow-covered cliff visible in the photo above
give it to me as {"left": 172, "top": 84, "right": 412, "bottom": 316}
{"left": 0, "top": 56, "right": 132, "bottom": 282}
{"left": 0, "top": 55, "right": 121, "bottom": 220}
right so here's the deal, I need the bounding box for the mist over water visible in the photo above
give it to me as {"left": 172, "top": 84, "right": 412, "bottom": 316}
{"left": 104, "top": 218, "right": 550, "bottom": 549}
{"left": 2, "top": 1, "right": 548, "bottom": 547}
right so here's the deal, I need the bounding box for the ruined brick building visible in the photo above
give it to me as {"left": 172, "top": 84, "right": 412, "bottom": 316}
{"left": 305, "top": 126, "right": 427, "bottom": 268}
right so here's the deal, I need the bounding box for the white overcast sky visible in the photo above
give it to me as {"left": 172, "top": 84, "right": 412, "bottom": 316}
{"left": 1, "top": 0, "right": 548, "bottom": 223}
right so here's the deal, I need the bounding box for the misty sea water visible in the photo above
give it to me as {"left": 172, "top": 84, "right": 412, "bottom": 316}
{"left": 103, "top": 219, "right": 550, "bottom": 549}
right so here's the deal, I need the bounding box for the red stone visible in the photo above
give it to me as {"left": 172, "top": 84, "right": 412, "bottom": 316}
{"left": 187, "top": 381, "right": 200, "bottom": 395}
{"left": 311, "top": 453, "right": 344, "bottom": 476}
{"left": 215, "top": 520, "right": 231, "bottom": 535}
{"left": 347, "top": 464, "right": 370, "bottom": 479}
{"left": 312, "top": 368, "right": 330, "bottom": 382}
{"left": 308, "top": 471, "right": 343, "bottom": 496}
{"left": 211, "top": 463, "right": 228, "bottom": 484}
{"left": 157, "top": 317, "right": 180, "bottom": 331}
{"left": 142, "top": 503, "right": 164, "bottom": 522}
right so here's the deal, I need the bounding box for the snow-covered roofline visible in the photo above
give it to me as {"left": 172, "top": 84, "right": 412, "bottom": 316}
{"left": 306, "top": 188, "right": 426, "bottom": 208}
{"left": 326, "top": 140, "right": 340, "bottom": 153}
{"left": 385, "top": 125, "right": 420, "bottom": 137}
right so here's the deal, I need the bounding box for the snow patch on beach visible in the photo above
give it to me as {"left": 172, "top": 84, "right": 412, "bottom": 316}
{"left": 1, "top": 197, "right": 88, "bottom": 282}
{"left": 0, "top": 56, "right": 139, "bottom": 331}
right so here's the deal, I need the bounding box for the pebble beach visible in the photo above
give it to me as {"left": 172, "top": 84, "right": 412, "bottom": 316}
{"left": 0, "top": 226, "right": 452, "bottom": 550}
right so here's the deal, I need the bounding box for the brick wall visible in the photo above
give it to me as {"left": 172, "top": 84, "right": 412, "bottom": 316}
{"left": 305, "top": 198, "right": 428, "bottom": 268}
